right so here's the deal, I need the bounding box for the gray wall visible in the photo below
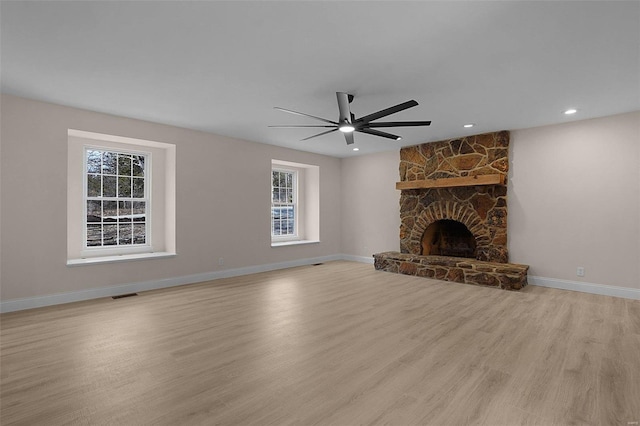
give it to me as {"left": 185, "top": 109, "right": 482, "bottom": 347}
{"left": 1, "top": 95, "right": 342, "bottom": 300}
{"left": 1, "top": 94, "right": 638, "bottom": 305}
{"left": 341, "top": 111, "right": 640, "bottom": 290}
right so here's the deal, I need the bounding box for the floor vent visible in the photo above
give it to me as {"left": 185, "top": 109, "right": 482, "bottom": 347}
{"left": 112, "top": 293, "right": 138, "bottom": 300}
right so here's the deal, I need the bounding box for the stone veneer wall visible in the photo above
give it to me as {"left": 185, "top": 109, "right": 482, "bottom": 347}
{"left": 399, "top": 131, "right": 510, "bottom": 263}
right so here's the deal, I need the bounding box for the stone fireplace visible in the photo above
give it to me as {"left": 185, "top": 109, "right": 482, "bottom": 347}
{"left": 374, "top": 131, "right": 529, "bottom": 290}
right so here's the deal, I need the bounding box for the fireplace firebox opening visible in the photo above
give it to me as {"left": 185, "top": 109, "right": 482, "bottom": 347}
{"left": 421, "top": 219, "right": 477, "bottom": 259}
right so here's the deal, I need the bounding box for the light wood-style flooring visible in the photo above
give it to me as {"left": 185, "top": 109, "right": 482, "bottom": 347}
{"left": 1, "top": 261, "right": 639, "bottom": 425}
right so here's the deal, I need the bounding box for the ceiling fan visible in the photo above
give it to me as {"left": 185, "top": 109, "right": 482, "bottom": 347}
{"left": 270, "top": 92, "right": 431, "bottom": 145}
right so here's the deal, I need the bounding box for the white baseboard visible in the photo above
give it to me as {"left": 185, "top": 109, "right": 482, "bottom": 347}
{"left": 4, "top": 257, "right": 636, "bottom": 313}
{"left": 0, "top": 254, "right": 343, "bottom": 313}
{"left": 340, "top": 254, "right": 375, "bottom": 264}
{"left": 528, "top": 275, "right": 640, "bottom": 300}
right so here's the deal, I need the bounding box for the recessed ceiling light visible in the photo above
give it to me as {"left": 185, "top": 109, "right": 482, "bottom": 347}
{"left": 463, "top": 123, "right": 475, "bottom": 128}
{"left": 352, "top": 147, "right": 359, "bottom": 151}
{"left": 564, "top": 108, "right": 577, "bottom": 115}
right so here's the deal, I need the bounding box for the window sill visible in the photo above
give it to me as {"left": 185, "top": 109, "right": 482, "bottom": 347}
{"left": 67, "top": 251, "right": 176, "bottom": 266}
{"left": 271, "top": 240, "right": 320, "bottom": 247}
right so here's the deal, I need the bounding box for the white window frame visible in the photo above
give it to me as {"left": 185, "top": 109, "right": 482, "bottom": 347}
{"left": 82, "top": 146, "right": 152, "bottom": 257}
{"left": 271, "top": 167, "right": 299, "bottom": 241}
{"left": 271, "top": 159, "right": 320, "bottom": 247}
{"left": 67, "top": 129, "right": 176, "bottom": 266}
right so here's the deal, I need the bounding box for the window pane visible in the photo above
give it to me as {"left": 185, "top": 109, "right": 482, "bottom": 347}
{"left": 132, "top": 177, "right": 144, "bottom": 198}
{"left": 132, "top": 156, "right": 145, "bottom": 177}
{"left": 87, "top": 150, "right": 102, "bottom": 174}
{"left": 87, "top": 174, "right": 101, "bottom": 197}
{"left": 103, "top": 224, "right": 117, "bottom": 245}
{"left": 118, "top": 154, "right": 132, "bottom": 176}
{"left": 118, "top": 176, "right": 131, "bottom": 197}
{"left": 103, "top": 201, "right": 117, "bottom": 222}
{"left": 132, "top": 201, "right": 145, "bottom": 221}
{"left": 286, "top": 189, "right": 293, "bottom": 203}
{"left": 279, "top": 172, "right": 286, "bottom": 187}
{"left": 133, "top": 223, "right": 146, "bottom": 244}
{"left": 118, "top": 224, "right": 132, "bottom": 245}
{"left": 102, "top": 152, "right": 117, "bottom": 174}
{"left": 103, "top": 176, "right": 116, "bottom": 197}
{"left": 286, "top": 220, "right": 294, "bottom": 234}
{"left": 118, "top": 201, "right": 132, "bottom": 222}
{"left": 286, "top": 172, "right": 293, "bottom": 187}
{"left": 87, "top": 224, "right": 102, "bottom": 246}
{"left": 87, "top": 200, "right": 102, "bottom": 222}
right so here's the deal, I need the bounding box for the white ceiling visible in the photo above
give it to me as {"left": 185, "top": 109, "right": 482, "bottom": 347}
{"left": 2, "top": 1, "right": 639, "bottom": 158}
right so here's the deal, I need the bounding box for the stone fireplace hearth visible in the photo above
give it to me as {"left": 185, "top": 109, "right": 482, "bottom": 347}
{"left": 374, "top": 131, "right": 529, "bottom": 290}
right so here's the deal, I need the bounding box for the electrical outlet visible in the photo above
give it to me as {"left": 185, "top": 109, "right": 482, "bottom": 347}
{"left": 577, "top": 267, "right": 585, "bottom": 277}
{"left": 218, "top": 257, "right": 224, "bottom": 266}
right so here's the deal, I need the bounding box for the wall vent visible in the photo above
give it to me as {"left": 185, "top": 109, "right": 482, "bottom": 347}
{"left": 112, "top": 293, "right": 138, "bottom": 300}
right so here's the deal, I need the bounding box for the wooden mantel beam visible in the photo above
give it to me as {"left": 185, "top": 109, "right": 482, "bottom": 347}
{"left": 396, "top": 174, "right": 505, "bottom": 190}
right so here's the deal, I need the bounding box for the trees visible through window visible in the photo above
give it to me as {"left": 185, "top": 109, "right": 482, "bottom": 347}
{"left": 271, "top": 169, "right": 296, "bottom": 237}
{"left": 85, "top": 149, "right": 148, "bottom": 248}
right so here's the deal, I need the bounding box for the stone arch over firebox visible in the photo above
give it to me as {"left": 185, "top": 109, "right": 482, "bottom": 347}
{"left": 406, "top": 201, "right": 491, "bottom": 259}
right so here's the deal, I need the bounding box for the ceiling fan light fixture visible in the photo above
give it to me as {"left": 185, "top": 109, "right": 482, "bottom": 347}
{"left": 272, "top": 92, "right": 431, "bottom": 145}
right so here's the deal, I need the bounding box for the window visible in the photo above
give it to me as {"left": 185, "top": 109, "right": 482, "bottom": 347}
{"left": 67, "top": 129, "right": 176, "bottom": 265}
{"left": 271, "top": 169, "right": 297, "bottom": 238}
{"left": 85, "top": 149, "right": 149, "bottom": 249}
{"left": 271, "top": 160, "right": 320, "bottom": 246}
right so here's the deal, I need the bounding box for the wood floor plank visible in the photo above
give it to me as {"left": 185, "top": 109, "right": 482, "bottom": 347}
{"left": 1, "top": 261, "right": 639, "bottom": 425}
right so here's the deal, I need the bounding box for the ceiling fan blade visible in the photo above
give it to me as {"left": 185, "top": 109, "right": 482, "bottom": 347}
{"left": 274, "top": 107, "right": 338, "bottom": 125}
{"left": 336, "top": 92, "right": 353, "bottom": 124}
{"left": 269, "top": 125, "right": 336, "bottom": 128}
{"left": 343, "top": 132, "right": 354, "bottom": 145}
{"left": 357, "top": 128, "right": 402, "bottom": 140}
{"left": 366, "top": 120, "right": 432, "bottom": 128}
{"left": 356, "top": 100, "right": 419, "bottom": 124}
{"left": 301, "top": 128, "right": 338, "bottom": 141}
